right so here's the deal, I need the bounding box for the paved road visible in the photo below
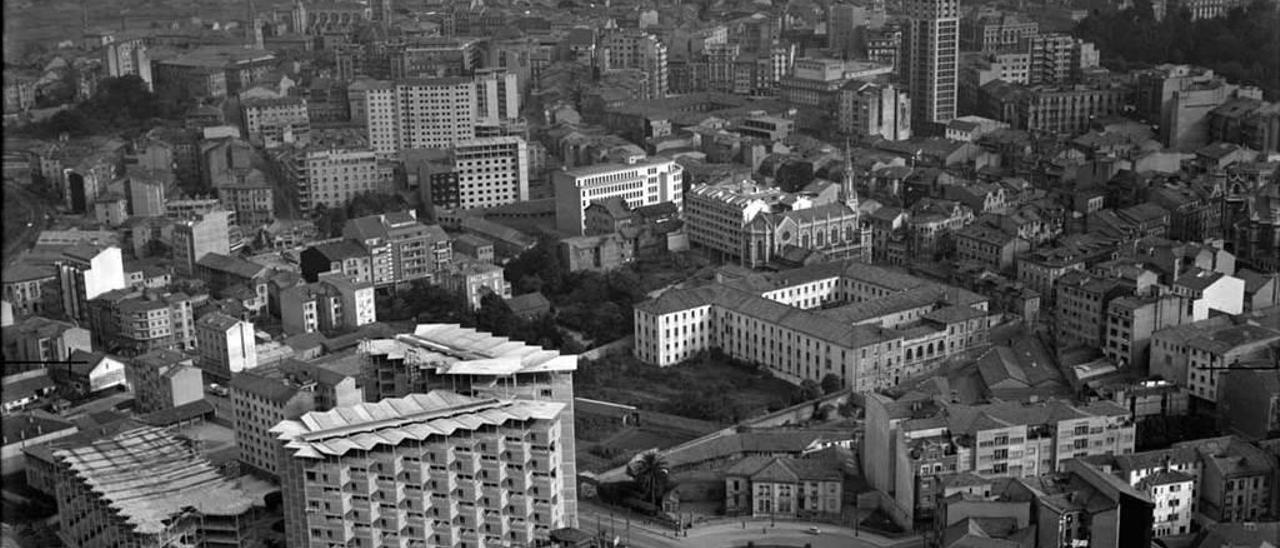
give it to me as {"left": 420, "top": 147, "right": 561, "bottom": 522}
{"left": 577, "top": 501, "right": 924, "bottom": 548}
{"left": 3, "top": 181, "right": 49, "bottom": 263}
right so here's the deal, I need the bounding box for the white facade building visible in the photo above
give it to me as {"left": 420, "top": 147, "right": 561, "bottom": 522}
{"left": 348, "top": 77, "right": 477, "bottom": 157}
{"left": 195, "top": 311, "right": 258, "bottom": 379}
{"left": 280, "top": 135, "right": 390, "bottom": 210}
{"left": 553, "top": 157, "right": 683, "bottom": 236}
{"left": 1139, "top": 470, "right": 1195, "bottom": 537}
{"left": 684, "top": 181, "right": 780, "bottom": 261}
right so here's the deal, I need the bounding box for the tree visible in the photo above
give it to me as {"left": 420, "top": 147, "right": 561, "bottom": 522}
{"left": 794, "top": 379, "right": 822, "bottom": 403}
{"left": 627, "top": 451, "right": 670, "bottom": 507}
{"left": 475, "top": 292, "right": 517, "bottom": 336}
{"left": 820, "top": 373, "right": 843, "bottom": 395}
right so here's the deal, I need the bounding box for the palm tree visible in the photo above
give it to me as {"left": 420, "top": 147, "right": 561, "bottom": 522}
{"left": 627, "top": 451, "right": 670, "bottom": 508}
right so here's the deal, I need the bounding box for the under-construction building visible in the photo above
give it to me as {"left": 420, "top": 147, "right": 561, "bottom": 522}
{"left": 357, "top": 323, "right": 580, "bottom": 527}
{"left": 52, "top": 425, "right": 272, "bottom": 548}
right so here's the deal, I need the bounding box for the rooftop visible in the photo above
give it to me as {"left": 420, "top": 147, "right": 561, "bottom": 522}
{"left": 273, "top": 391, "right": 564, "bottom": 459}
{"left": 53, "top": 426, "right": 265, "bottom": 535}
{"left": 364, "top": 323, "right": 578, "bottom": 377}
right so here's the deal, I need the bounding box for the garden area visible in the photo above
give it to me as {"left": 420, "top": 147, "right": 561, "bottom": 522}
{"left": 575, "top": 351, "right": 839, "bottom": 425}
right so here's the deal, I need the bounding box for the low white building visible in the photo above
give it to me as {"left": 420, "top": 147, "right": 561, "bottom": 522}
{"left": 1138, "top": 469, "right": 1195, "bottom": 537}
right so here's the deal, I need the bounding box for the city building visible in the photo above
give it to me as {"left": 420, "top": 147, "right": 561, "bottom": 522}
{"left": 195, "top": 311, "right": 257, "bottom": 380}
{"left": 1137, "top": 468, "right": 1195, "bottom": 537}
{"left": 1151, "top": 320, "right": 1280, "bottom": 403}
{"left": 634, "top": 262, "right": 994, "bottom": 388}
{"left": 864, "top": 392, "right": 1135, "bottom": 523}
{"left": 279, "top": 273, "right": 377, "bottom": 336}
{"left": 414, "top": 137, "right": 531, "bottom": 219}
{"left": 153, "top": 46, "right": 276, "bottom": 98}
{"left": 7, "top": 316, "right": 91, "bottom": 365}
{"left": 440, "top": 260, "right": 512, "bottom": 310}
{"left": 126, "top": 348, "right": 204, "bottom": 414}
{"left": 87, "top": 289, "right": 197, "bottom": 356}
{"left": 230, "top": 360, "right": 359, "bottom": 476}
{"left": 48, "top": 350, "right": 128, "bottom": 397}
{"left": 348, "top": 77, "right": 477, "bottom": 157}
{"left": 558, "top": 234, "right": 635, "bottom": 273}
{"left": 837, "top": 79, "right": 912, "bottom": 141}
{"left": 52, "top": 425, "right": 268, "bottom": 547}
{"left": 357, "top": 323, "right": 580, "bottom": 522}
{"left": 172, "top": 210, "right": 233, "bottom": 276}
{"left": 553, "top": 157, "right": 683, "bottom": 236}
{"left": 474, "top": 68, "right": 521, "bottom": 130}
{"left": 213, "top": 168, "right": 275, "bottom": 228}
{"left": 56, "top": 245, "right": 127, "bottom": 324}
{"left": 599, "top": 30, "right": 669, "bottom": 99}
{"left": 901, "top": 0, "right": 960, "bottom": 132}
{"left": 300, "top": 240, "right": 374, "bottom": 284}
{"left": 276, "top": 130, "right": 391, "bottom": 210}
{"left": 274, "top": 391, "right": 570, "bottom": 547}
{"left": 344, "top": 211, "right": 453, "bottom": 287}
{"left": 722, "top": 455, "right": 844, "bottom": 518}
{"left": 2, "top": 264, "right": 61, "bottom": 318}
{"left": 240, "top": 96, "right": 310, "bottom": 148}
{"left": 978, "top": 80, "right": 1129, "bottom": 136}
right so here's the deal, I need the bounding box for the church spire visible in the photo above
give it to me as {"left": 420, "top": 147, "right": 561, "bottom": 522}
{"left": 842, "top": 139, "right": 858, "bottom": 211}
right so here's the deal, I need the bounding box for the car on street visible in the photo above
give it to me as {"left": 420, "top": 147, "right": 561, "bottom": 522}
{"left": 805, "top": 526, "right": 821, "bottom": 535}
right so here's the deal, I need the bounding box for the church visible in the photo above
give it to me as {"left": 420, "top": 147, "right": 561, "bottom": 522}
{"left": 742, "top": 162, "right": 872, "bottom": 269}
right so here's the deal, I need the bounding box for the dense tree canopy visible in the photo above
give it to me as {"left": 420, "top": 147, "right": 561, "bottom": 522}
{"left": 24, "top": 75, "right": 160, "bottom": 138}
{"left": 1075, "top": 0, "right": 1279, "bottom": 100}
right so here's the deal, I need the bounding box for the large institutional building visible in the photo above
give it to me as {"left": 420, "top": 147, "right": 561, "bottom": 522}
{"left": 553, "top": 157, "right": 684, "bottom": 236}
{"left": 633, "top": 261, "right": 994, "bottom": 389}
{"left": 274, "top": 391, "right": 570, "bottom": 548}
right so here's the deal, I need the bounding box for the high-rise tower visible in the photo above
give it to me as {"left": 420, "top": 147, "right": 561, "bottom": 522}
{"left": 900, "top": 0, "right": 959, "bottom": 133}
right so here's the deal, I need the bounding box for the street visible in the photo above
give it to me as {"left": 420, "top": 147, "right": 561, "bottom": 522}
{"left": 576, "top": 501, "right": 924, "bottom": 548}
{"left": 3, "top": 180, "right": 50, "bottom": 263}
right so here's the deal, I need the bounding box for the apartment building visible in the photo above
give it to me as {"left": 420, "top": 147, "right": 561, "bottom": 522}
{"left": 599, "top": 30, "right": 668, "bottom": 99}
{"left": 836, "top": 79, "right": 913, "bottom": 141}
{"left": 978, "top": 80, "right": 1129, "bottom": 136}
{"left": 125, "top": 348, "right": 204, "bottom": 414}
{"left": 279, "top": 273, "right": 377, "bottom": 336}
{"left": 344, "top": 211, "right": 453, "bottom": 287}
{"left": 633, "top": 262, "right": 994, "bottom": 388}
{"left": 1138, "top": 469, "right": 1195, "bottom": 537}
{"left": 348, "top": 77, "right": 476, "bottom": 157}
{"left": 7, "top": 316, "right": 91, "bottom": 365}
{"left": 241, "top": 97, "right": 310, "bottom": 148}
{"left": 358, "top": 323, "right": 580, "bottom": 524}
{"left": 274, "top": 391, "right": 569, "bottom": 547}
{"left": 172, "top": 210, "right": 233, "bottom": 276}
{"left": 195, "top": 311, "right": 257, "bottom": 380}
{"left": 213, "top": 169, "right": 275, "bottom": 228}
{"left": 959, "top": 12, "right": 1038, "bottom": 53}
{"left": 230, "top": 361, "right": 359, "bottom": 476}
{"left": 865, "top": 394, "right": 1135, "bottom": 523}
{"left": 440, "top": 260, "right": 512, "bottom": 310}
{"left": 553, "top": 157, "right": 683, "bottom": 236}
{"left": 56, "top": 244, "right": 127, "bottom": 324}
{"left": 416, "top": 137, "right": 531, "bottom": 218}
{"left": 87, "top": 288, "right": 197, "bottom": 356}
{"left": 1151, "top": 320, "right": 1280, "bottom": 403}
{"left": 3, "top": 264, "right": 61, "bottom": 318}
{"left": 683, "top": 181, "right": 779, "bottom": 262}
{"left": 901, "top": 0, "right": 960, "bottom": 131}
{"left": 300, "top": 240, "right": 374, "bottom": 284}
{"left": 102, "top": 38, "right": 152, "bottom": 89}
{"left": 52, "top": 426, "right": 266, "bottom": 547}
{"left": 474, "top": 68, "right": 520, "bottom": 129}
{"left": 277, "top": 130, "right": 391, "bottom": 210}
